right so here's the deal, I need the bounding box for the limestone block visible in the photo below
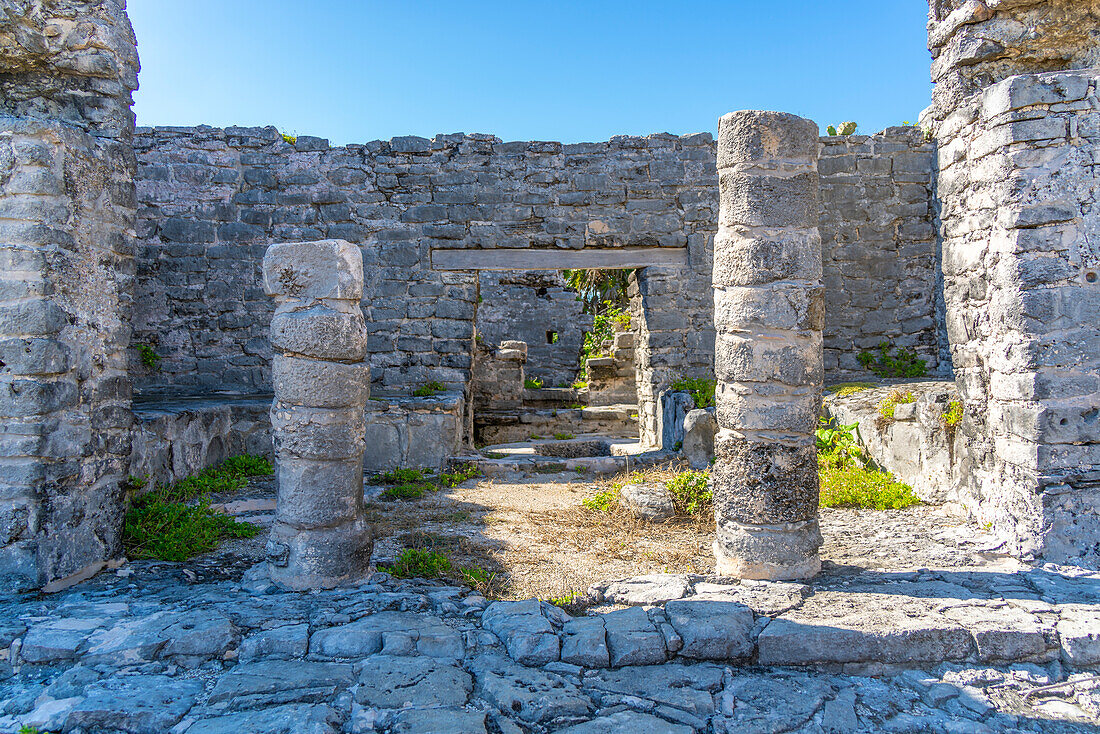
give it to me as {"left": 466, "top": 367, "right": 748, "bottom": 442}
{"left": 270, "top": 405, "right": 365, "bottom": 461}
{"left": 714, "top": 388, "right": 819, "bottom": 435}
{"left": 560, "top": 616, "right": 609, "bottom": 668}
{"left": 718, "top": 171, "right": 819, "bottom": 229}
{"left": 274, "top": 459, "right": 365, "bottom": 528}
{"left": 715, "top": 332, "right": 823, "bottom": 385}
{"left": 712, "top": 439, "right": 819, "bottom": 524}
{"left": 717, "top": 111, "right": 820, "bottom": 169}
{"left": 263, "top": 239, "right": 363, "bottom": 300}
{"left": 681, "top": 408, "right": 716, "bottom": 470}
{"left": 602, "top": 606, "right": 667, "bottom": 667}
{"left": 665, "top": 599, "right": 754, "bottom": 660}
{"left": 619, "top": 482, "right": 675, "bottom": 520}
{"left": 270, "top": 305, "right": 368, "bottom": 361}
{"left": 714, "top": 284, "right": 824, "bottom": 333}
{"left": 271, "top": 354, "right": 369, "bottom": 408}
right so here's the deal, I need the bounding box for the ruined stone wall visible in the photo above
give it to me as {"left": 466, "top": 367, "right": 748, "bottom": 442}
{"left": 0, "top": 0, "right": 138, "bottom": 589}
{"left": 819, "top": 127, "right": 943, "bottom": 376}
{"left": 928, "top": 0, "right": 1100, "bottom": 566}
{"left": 475, "top": 271, "right": 590, "bottom": 388}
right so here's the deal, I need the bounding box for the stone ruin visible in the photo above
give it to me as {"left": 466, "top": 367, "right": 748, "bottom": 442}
{"left": 0, "top": 0, "right": 1097, "bottom": 592}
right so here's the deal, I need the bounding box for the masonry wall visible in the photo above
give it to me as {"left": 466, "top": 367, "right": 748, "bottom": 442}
{"left": 0, "top": 0, "right": 139, "bottom": 589}
{"left": 927, "top": 0, "right": 1100, "bottom": 567}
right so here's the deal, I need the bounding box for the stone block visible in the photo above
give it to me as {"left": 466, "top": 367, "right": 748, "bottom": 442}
{"left": 270, "top": 305, "right": 368, "bottom": 361}
{"left": 561, "top": 616, "right": 609, "bottom": 668}
{"left": 714, "top": 518, "right": 822, "bottom": 581}
{"left": 271, "top": 354, "right": 370, "bottom": 408}
{"left": 619, "top": 482, "right": 675, "bottom": 520}
{"left": 712, "top": 436, "right": 818, "bottom": 524}
{"left": 274, "top": 458, "right": 365, "bottom": 528}
{"left": 665, "top": 599, "right": 754, "bottom": 660}
{"left": 263, "top": 239, "right": 363, "bottom": 300}
{"left": 271, "top": 405, "right": 365, "bottom": 460}
{"left": 712, "top": 228, "right": 822, "bottom": 286}
{"left": 603, "top": 606, "right": 667, "bottom": 666}
{"left": 717, "top": 111, "right": 819, "bottom": 169}
{"left": 681, "top": 408, "right": 716, "bottom": 470}
{"left": 266, "top": 518, "right": 373, "bottom": 590}
{"left": 718, "top": 170, "right": 819, "bottom": 229}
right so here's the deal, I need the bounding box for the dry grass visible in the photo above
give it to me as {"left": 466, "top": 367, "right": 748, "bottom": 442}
{"left": 367, "top": 463, "right": 714, "bottom": 604}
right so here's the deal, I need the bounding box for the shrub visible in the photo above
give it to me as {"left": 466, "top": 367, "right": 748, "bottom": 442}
{"left": 877, "top": 389, "right": 916, "bottom": 420}
{"left": 815, "top": 417, "right": 867, "bottom": 468}
{"left": 857, "top": 341, "right": 927, "bottom": 378}
{"left": 582, "top": 488, "right": 619, "bottom": 512}
{"left": 382, "top": 548, "right": 453, "bottom": 578}
{"left": 373, "top": 467, "right": 429, "bottom": 485}
{"left": 412, "top": 381, "right": 446, "bottom": 397}
{"left": 524, "top": 377, "right": 544, "bottom": 389}
{"left": 665, "top": 471, "right": 712, "bottom": 515}
{"left": 671, "top": 377, "right": 716, "bottom": 409}
{"left": 942, "top": 400, "right": 964, "bottom": 427}
{"left": 135, "top": 343, "right": 161, "bottom": 371}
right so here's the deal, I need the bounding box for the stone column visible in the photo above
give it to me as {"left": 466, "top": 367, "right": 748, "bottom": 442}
{"left": 711, "top": 111, "right": 824, "bottom": 580}
{"left": 263, "top": 240, "right": 372, "bottom": 589}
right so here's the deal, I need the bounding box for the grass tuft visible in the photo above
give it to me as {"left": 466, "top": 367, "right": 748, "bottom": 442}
{"left": 825, "top": 381, "right": 877, "bottom": 398}
{"left": 877, "top": 389, "right": 916, "bottom": 420}
{"left": 412, "top": 380, "right": 446, "bottom": 397}
{"left": 671, "top": 377, "right": 716, "bottom": 409}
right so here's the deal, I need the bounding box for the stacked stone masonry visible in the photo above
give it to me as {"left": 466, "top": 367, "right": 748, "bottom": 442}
{"left": 927, "top": 0, "right": 1100, "bottom": 567}
{"left": 0, "top": 0, "right": 139, "bottom": 590}
{"left": 711, "top": 111, "right": 825, "bottom": 581}
{"left": 263, "top": 240, "right": 373, "bottom": 590}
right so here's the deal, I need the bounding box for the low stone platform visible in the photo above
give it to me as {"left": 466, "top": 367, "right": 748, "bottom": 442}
{"left": 475, "top": 404, "right": 639, "bottom": 446}
{"left": 2, "top": 548, "right": 1099, "bottom": 732}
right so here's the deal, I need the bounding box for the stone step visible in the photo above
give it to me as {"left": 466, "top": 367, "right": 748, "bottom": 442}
{"left": 461, "top": 448, "right": 676, "bottom": 477}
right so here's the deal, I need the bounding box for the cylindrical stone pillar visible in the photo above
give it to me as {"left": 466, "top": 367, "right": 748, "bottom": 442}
{"left": 262, "top": 239, "right": 372, "bottom": 589}
{"left": 712, "top": 111, "right": 824, "bottom": 580}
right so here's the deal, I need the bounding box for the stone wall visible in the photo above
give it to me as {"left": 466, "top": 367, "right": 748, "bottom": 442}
{"left": 819, "top": 128, "right": 944, "bottom": 376}
{"left": 927, "top": 0, "right": 1100, "bottom": 566}
{"left": 475, "top": 271, "right": 590, "bottom": 388}
{"left": 0, "top": 0, "right": 138, "bottom": 590}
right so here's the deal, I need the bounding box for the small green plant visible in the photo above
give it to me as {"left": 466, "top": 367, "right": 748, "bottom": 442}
{"left": 484, "top": 451, "right": 507, "bottom": 459}
{"left": 382, "top": 548, "right": 453, "bottom": 578}
{"left": 826, "top": 121, "right": 858, "bottom": 136}
{"left": 373, "top": 467, "right": 429, "bottom": 485}
{"left": 672, "top": 440, "right": 683, "bottom": 452}
{"left": 524, "top": 377, "right": 544, "bottom": 389}
{"left": 220, "top": 454, "right": 275, "bottom": 477}
{"left": 380, "top": 483, "right": 434, "bottom": 500}
{"left": 815, "top": 417, "right": 868, "bottom": 468}
{"left": 665, "top": 471, "right": 712, "bottom": 515}
{"left": 135, "top": 343, "right": 161, "bottom": 371}
{"left": 281, "top": 133, "right": 297, "bottom": 144}
{"left": 671, "top": 377, "right": 717, "bottom": 409}
{"left": 819, "top": 463, "right": 920, "bottom": 510}
{"left": 121, "top": 474, "right": 148, "bottom": 494}
{"left": 547, "top": 592, "right": 578, "bottom": 607}
{"left": 412, "top": 381, "right": 446, "bottom": 397}
{"left": 567, "top": 403, "right": 585, "bottom": 409}
{"left": 438, "top": 462, "right": 480, "bottom": 488}
{"left": 942, "top": 400, "right": 964, "bottom": 427}
{"left": 553, "top": 432, "right": 575, "bottom": 441}
{"left": 529, "top": 434, "right": 543, "bottom": 440}
{"left": 857, "top": 341, "right": 927, "bottom": 378}
{"left": 579, "top": 303, "right": 631, "bottom": 376}
{"left": 582, "top": 488, "right": 619, "bottom": 512}
{"left": 825, "top": 382, "right": 877, "bottom": 398}
{"left": 877, "top": 389, "right": 916, "bottom": 420}
{"left": 572, "top": 380, "right": 588, "bottom": 390}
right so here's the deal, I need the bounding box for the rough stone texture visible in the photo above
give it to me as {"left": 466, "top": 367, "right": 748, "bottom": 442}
{"left": 363, "top": 390, "right": 464, "bottom": 472}
{"left": 587, "top": 329, "right": 637, "bottom": 407}
{"left": 263, "top": 240, "right": 372, "bottom": 589}
{"left": 0, "top": 0, "right": 138, "bottom": 591}
{"left": 476, "top": 271, "right": 591, "bottom": 388}
{"left": 819, "top": 127, "right": 944, "bottom": 376}
{"left": 619, "top": 482, "right": 675, "bottom": 521}
{"left": 927, "top": 0, "right": 1100, "bottom": 568}
{"left": 825, "top": 381, "right": 964, "bottom": 503}
{"left": 681, "top": 407, "right": 716, "bottom": 469}
{"left": 711, "top": 110, "right": 824, "bottom": 581}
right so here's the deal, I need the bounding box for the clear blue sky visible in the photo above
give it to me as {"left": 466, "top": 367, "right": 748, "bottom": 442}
{"left": 129, "top": 1, "right": 933, "bottom": 146}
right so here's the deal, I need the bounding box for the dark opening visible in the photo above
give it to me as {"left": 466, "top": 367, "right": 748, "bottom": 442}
{"left": 546, "top": 331, "right": 558, "bottom": 344}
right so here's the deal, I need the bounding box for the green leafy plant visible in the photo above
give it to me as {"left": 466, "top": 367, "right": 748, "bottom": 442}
{"left": 412, "top": 381, "right": 446, "bottom": 397}
{"left": 373, "top": 467, "right": 429, "bottom": 485}
{"left": 857, "top": 341, "right": 927, "bottom": 378}
{"left": 579, "top": 303, "right": 631, "bottom": 376}
{"left": 877, "top": 389, "right": 916, "bottom": 420}
{"left": 524, "top": 377, "right": 544, "bottom": 389}
{"left": 671, "top": 377, "right": 717, "bottom": 409}
{"left": 562, "top": 269, "right": 634, "bottom": 312}
{"left": 547, "top": 592, "right": 578, "bottom": 607}
{"left": 438, "top": 462, "right": 480, "bottom": 488}
{"left": 572, "top": 380, "right": 588, "bottom": 390}
{"left": 942, "top": 400, "right": 964, "bottom": 427}
{"left": 382, "top": 548, "right": 454, "bottom": 578}
{"left": 826, "top": 121, "right": 858, "bottom": 136}
{"left": 380, "top": 483, "right": 434, "bottom": 500}
{"left": 135, "top": 343, "right": 161, "bottom": 371}
{"left": 582, "top": 488, "right": 619, "bottom": 512}
{"left": 665, "top": 471, "right": 712, "bottom": 515}
{"left": 819, "top": 463, "right": 920, "bottom": 510}
{"left": 553, "top": 432, "right": 575, "bottom": 441}
{"left": 815, "top": 417, "right": 867, "bottom": 468}
{"left": 281, "top": 133, "right": 297, "bottom": 144}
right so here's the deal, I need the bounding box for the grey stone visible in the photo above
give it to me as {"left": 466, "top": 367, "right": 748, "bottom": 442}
{"left": 263, "top": 239, "right": 363, "bottom": 300}
{"left": 664, "top": 599, "right": 754, "bottom": 660}
{"left": 309, "top": 611, "right": 464, "bottom": 660}
{"left": 239, "top": 623, "right": 309, "bottom": 662}
{"left": 271, "top": 355, "right": 370, "bottom": 408}
{"left": 718, "top": 672, "right": 834, "bottom": 733}
{"left": 391, "top": 709, "right": 487, "bottom": 734}
{"left": 469, "top": 652, "right": 594, "bottom": 724}
{"left": 206, "top": 660, "right": 354, "bottom": 710}
{"left": 561, "top": 616, "right": 610, "bottom": 668}
{"left": 602, "top": 606, "right": 667, "bottom": 667}
{"left": 186, "top": 704, "right": 341, "bottom": 734}
{"left": 619, "top": 482, "right": 675, "bottom": 521}
{"left": 585, "top": 663, "right": 723, "bottom": 715}
{"left": 66, "top": 675, "right": 203, "bottom": 734}
{"left": 1057, "top": 605, "right": 1100, "bottom": 666}
{"left": 270, "top": 305, "right": 368, "bottom": 361}
{"left": 594, "top": 574, "right": 693, "bottom": 605}
{"left": 554, "top": 711, "right": 693, "bottom": 734}
{"left": 482, "top": 599, "right": 561, "bottom": 666}
{"left": 681, "top": 408, "right": 716, "bottom": 469}
{"left": 19, "top": 616, "right": 105, "bottom": 663}
{"left": 355, "top": 655, "right": 472, "bottom": 708}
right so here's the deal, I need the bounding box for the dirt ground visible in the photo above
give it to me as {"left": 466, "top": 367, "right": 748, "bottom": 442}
{"left": 362, "top": 464, "right": 1014, "bottom": 603}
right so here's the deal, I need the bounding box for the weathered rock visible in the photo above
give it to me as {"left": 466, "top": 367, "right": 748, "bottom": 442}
{"left": 619, "top": 482, "right": 675, "bottom": 521}
{"left": 391, "top": 709, "right": 488, "bottom": 734}
{"left": 603, "top": 606, "right": 667, "bottom": 667}
{"left": 469, "top": 653, "right": 594, "bottom": 724}
{"left": 585, "top": 663, "right": 723, "bottom": 716}
{"left": 19, "top": 617, "right": 106, "bottom": 663}
{"left": 555, "top": 711, "right": 694, "bottom": 734}
{"left": 308, "top": 611, "right": 463, "bottom": 660}
{"left": 681, "top": 408, "right": 716, "bottom": 469}
{"left": 186, "top": 704, "right": 341, "bottom": 734}
{"left": 561, "top": 615, "right": 610, "bottom": 668}
{"left": 206, "top": 660, "right": 354, "bottom": 711}
{"left": 239, "top": 623, "right": 309, "bottom": 662}
{"left": 665, "top": 599, "right": 755, "bottom": 660}
{"left": 482, "top": 599, "right": 561, "bottom": 666}
{"left": 355, "top": 655, "right": 472, "bottom": 708}
{"left": 1058, "top": 605, "right": 1100, "bottom": 666}
{"left": 66, "top": 675, "right": 203, "bottom": 734}
{"left": 717, "top": 672, "right": 834, "bottom": 733}
{"left": 593, "top": 574, "right": 693, "bottom": 605}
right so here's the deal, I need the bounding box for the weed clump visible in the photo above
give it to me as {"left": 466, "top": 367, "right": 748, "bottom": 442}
{"left": 121, "top": 455, "right": 272, "bottom": 561}
{"left": 665, "top": 470, "right": 712, "bottom": 515}
{"left": 135, "top": 343, "right": 161, "bottom": 371}
{"left": 372, "top": 463, "right": 479, "bottom": 500}
{"left": 380, "top": 547, "right": 493, "bottom": 590}
{"left": 857, "top": 341, "right": 927, "bottom": 378}
{"left": 412, "top": 380, "right": 446, "bottom": 397}
{"left": 815, "top": 418, "right": 920, "bottom": 510}
{"left": 877, "top": 389, "right": 916, "bottom": 420}
{"left": 524, "top": 377, "right": 544, "bottom": 389}
{"left": 942, "top": 400, "right": 964, "bottom": 427}
{"left": 581, "top": 488, "right": 619, "bottom": 512}
{"left": 825, "top": 382, "right": 877, "bottom": 398}
{"left": 671, "top": 377, "right": 717, "bottom": 409}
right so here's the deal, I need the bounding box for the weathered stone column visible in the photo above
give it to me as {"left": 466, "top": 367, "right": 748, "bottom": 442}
{"left": 711, "top": 111, "right": 823, "bottom": 580}
{"left": 263, "top": 240, "right": 372, "bottom": 589}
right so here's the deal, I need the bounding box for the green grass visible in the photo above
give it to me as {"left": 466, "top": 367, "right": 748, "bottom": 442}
{"left": 438, "top": 462, "right": 480, "bottom": 488}
{"left": 121, "top": 455, "right": 271, "bottom": 561}
{"left": 665, "top": 470, "right": 712, "bottom": 515}
{"left": 380, "top": 483, "right": 434, "bottom": 500}
{"left": 412, "top": 380, "right": 446, "bottom": 397}
{"left": 825, "top": 382, "right": 876, "bottom": 398}
{"left": 524, "top": 377, "right": 544, "bottom": 389}
{"left": 380, "top": 548, "right": 493, "bottom": 589}
{"left": 671, "top": 377, "right": 717, "bottom": 409}
{"left": 372, "top": 463, "right": 480, "bottom": 500}
{"left": 372, "top": 467, "right": 431, "bottom": 485}
{"left": 553, "top": 432, "right": 575, "bottom": 441}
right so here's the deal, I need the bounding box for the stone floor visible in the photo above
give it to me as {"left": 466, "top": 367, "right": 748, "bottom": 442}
{"left": 3, "top": 471, "right": 1100, "bottom": 733}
